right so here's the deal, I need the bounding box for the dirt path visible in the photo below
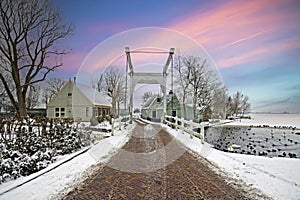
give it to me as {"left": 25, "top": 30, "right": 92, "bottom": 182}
{"left": 62, "top": 122, "right": 266, "bottom": 199}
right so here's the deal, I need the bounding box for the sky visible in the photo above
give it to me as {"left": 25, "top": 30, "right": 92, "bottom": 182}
{"left": 51, "top": 0, "right": 300, "bottom": 113}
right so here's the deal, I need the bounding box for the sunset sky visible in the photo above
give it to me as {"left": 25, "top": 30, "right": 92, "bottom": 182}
{"left": 52, "top": 0, "right": 300, "bottom": 113}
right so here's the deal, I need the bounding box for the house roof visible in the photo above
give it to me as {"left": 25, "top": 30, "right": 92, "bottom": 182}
{"left": 142, "top": 92, "right": 181, "bottom": 110}
{"left": 33, "top": 103, "right": 46, "bottom": 109}
{"left": 75, "top": 83, "right": 111, "bottom": 107}
{"left": 143, "top": 94, "right": 159, "bottom": 109}
{"left": 157, "top": 93, "right": 175, "bottom": 108}
{"left": 47, "top": 80, "right": 111, "bottom": 107}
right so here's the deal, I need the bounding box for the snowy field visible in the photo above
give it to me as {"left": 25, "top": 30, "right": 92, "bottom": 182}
{"left": 226, "top": 113, "right": 300, "bottom": 129}
{"left": 0, "top": 125, "right": 134, "bottom": 200}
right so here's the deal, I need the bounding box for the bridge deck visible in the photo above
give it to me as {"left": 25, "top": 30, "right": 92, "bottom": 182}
{"left": 63, "top": 122, "right": 264, "bottom": 199}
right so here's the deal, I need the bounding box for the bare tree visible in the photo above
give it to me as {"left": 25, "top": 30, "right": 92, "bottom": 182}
{"left": 0, "top": 81, "right": 5, "bottom": 111}
{"left": 115, "top": 78, "right": 125, "bottom": 117}
{"left": 185, "top": 56, "right": 219, "bottom": 120}
{"left": 227, "top": 91, "right": 251, "bottom": 118}
{"left": 174, "top": 55, "right": 192, "bottom": 119}
{"left": 226, "top": 96, "right": 233, "bottom": 118}
{"left": 47, "top": 77, "right": 66, "bottom": 96}
{"left": 188, "top": 57, "right": 204, "bottom": 119}
{"left": 0, "top": 0, "right": 73, "bottom": 119}
{"left": 142, "top": 91, "right": 153, "bottom": 104}
{"left": 26, "top": 84, "right": 40, "bottom": 109}
{"left": 232, "top": 91, "right": 242, "bottom": 116}
{"left": 0, "top": 80, "right": 5, "bottom": 97}
{"left": 0, "top": 72, "right": 14, "bottom": 112}
{"left": 95, "top": 68, "right": 125, "bottom": 118}
{"left": 174, "top": 55, "right": 222, "bottom": 120}
{"left": 240, "top": 94, "right": 251, "bottom": 117}
{"left": 92, "top": 74, "right": 103, "bottom": 93}
{"left": 42, "top": 77, "right": 66, "bottom": 104}
{"left": 211, "top": 86, "right": 227, "bottom": 119}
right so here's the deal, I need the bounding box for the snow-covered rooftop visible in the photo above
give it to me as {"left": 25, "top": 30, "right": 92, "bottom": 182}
{"left": 75, "top": 83, "right": 111, "bottom": 107}
{"left": 142, "top": 94, "right": 159, "bottom": 109}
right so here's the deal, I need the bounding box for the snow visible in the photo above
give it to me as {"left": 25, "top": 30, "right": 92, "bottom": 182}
{"left": 226, "top": 113, "right": 300, "bottom": 128}
{"left": 1, "top": 115, "right": 300, "bottom": 200}
{"left": 76, "top": 83, "right": 111, "bottom": 107}
{"left": 90, "top": 120, "right": 112, "bottom": 131}
{"left": 164, "top": 124, "right": 300, "bottom": 200}
{"left": 0, "top": 124, "right": 133, "bottom": 200}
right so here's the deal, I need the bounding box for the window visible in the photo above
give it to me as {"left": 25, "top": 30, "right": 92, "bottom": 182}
{"left": 86, "top": 107, "right": 89, "bottom": 117}
{"left": 55, "top": 108, "right": 60, "bottom": 117}
{"left": 93, "top": 108, "right": 97, "bottom": 117}
{"left": 61, "top": 108, "right": 65, "bottom": 117}
{"left": 152, "top": 110, "right": 157, "bottom": 118}
{"left": 55, "top": 107, "right": 65, "bottom": 118}
{"left": 172, "top": 110, "right": 177, "bottom": 117}
{"left": 67, "top": 93, "right": 72, "bottom": 97}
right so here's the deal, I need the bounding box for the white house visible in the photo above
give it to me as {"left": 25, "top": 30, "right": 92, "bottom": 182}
{"left": 46, "top": 80, "right": 111, "bottom": 121}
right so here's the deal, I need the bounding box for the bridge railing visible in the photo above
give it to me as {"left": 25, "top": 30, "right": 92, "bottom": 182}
{"left": 165, "top": 115, "right": 205, "bottom": 144}
{"left": 111, "top": 115, "right": 130, "bottom": 135}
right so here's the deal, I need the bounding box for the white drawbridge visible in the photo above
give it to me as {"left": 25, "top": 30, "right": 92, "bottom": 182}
{"left": 125, "top": 47, "right": 175, "bottom": 123}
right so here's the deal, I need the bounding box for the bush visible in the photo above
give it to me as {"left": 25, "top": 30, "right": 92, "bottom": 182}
{"left": 0, "top": 118, "right": 92, "bottom": 184}
{"left": 90, "top": 117, "right": 98, "bottom": 126}
{"left": 96, "top": 115, "right": 111, "bottom": 124}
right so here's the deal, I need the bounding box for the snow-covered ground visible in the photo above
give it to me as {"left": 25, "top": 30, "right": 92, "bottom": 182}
{"left": 164, "top": 124, "right": 300, "bottom": 200}
{"left": 1, "top": 115, "right": 300, "bottom": 200}
{"left": 226, "top": 113, "right": 300, "bottom": 128}
{"left": 90, "top": 120, "right": 112, "bottom": 130}
{"left": 0, "top": 124, "right": 134, "bottom": 200}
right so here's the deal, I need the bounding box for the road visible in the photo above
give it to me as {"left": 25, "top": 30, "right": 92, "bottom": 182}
{"left": 62, "top": 121, "right": 265, "bottom": 199}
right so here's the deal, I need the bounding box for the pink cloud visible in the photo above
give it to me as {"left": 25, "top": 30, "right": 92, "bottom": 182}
{"left": 169, "top": 1, "right": 271, "bottom": 43}
{"left": 67, "top": 0, "right": 300, "bottom": 76}
{"left": 78, "top": 28, "right": 205, "bottom": 74}
{"left": 168, "top": 0, "right": 300, "bottom": 68}
{"left": 219, "top": 30, "right": 269, "bottom": 49}
{"left": 217, "top": 35, "right": 300, "bottom": 67}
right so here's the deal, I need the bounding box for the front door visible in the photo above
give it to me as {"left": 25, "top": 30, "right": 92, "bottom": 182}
{"left": 152, "top": 110, "right": 157, "bottom": 118}
{"left": 172, "top": 110, "right": 176, "bottom": 117}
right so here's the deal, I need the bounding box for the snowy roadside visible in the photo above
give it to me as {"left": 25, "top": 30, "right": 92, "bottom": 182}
{"left": 0, "top": 124, "right": 134, "bottom": 200}
{"left": 164, "top": 124, "right": 300, "bottom": 200}
{"left": 0, "top": 146, "right": 91, "bottom": 196}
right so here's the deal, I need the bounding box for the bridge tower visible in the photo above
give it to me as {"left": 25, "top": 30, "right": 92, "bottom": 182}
{"left": 125, "top": 47, "right": 174, "bottom": 123}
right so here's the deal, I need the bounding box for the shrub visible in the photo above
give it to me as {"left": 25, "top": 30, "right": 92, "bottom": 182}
{"left": 0, "top": 117, "right": 92, "bottom": 184}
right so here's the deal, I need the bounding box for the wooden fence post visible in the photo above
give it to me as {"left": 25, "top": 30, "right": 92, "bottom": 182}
{"left": 111, "top": 118, "right": 114, "bottom": 136}
{"left": 119, "top": 117, "right": 121, "bottom": 130}
{"left": 189, "top": 120, "right": 193, "bottom": 138}
{"left": 180, "top": 118, "right": 184, "bottom": 132}
{"left": 200, "top": 122, "right": 205, "bottom": 144}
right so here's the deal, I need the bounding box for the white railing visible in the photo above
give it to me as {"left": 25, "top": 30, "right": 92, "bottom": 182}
{"left": 165, "top": 115, "right": 205, "bottom": 144}
{"left": 111, "top": 115, "right": 130, "bottom": 135}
